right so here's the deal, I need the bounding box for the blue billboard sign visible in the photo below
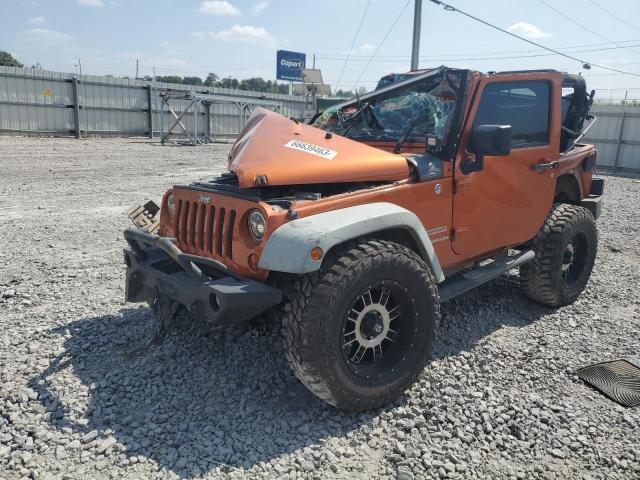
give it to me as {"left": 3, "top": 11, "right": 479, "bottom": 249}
{"left": 276, "top": 50, "right": 306, "bottom": 81}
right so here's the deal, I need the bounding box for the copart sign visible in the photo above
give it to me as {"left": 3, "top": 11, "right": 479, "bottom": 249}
{"left": 276, "top": 50, "right": 306, "bottom": 81}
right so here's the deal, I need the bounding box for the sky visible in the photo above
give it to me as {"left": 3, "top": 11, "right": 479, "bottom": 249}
{"left": 3, "top": 0, "right": 640, "bottom": 98}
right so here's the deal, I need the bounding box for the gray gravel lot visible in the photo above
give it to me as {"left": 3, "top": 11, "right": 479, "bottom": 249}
{"left": 0, "top": 137, "right": 639, "bottom": 480}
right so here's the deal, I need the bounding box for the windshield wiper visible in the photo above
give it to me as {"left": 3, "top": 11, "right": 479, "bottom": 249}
{"left": 394, "top": 117, "right": 422, "bottom": 154}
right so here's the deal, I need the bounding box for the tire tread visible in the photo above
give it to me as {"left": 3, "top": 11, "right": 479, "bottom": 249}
{"left": 281, "top": 238, "right": 440, "bottom": 410}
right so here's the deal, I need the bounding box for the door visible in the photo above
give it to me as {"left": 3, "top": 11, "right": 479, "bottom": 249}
{"left": 452, "top": 74, "right": 561, "bottom": 258}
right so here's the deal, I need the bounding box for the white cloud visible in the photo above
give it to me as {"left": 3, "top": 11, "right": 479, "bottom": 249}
{"left": 506, "top": 21, "right": 552, "bottom": 39}
{"left": 355, "top": 43, "right": 375, "bottom": 54}
{"left": 19, "top": 28, "right": 75, "bottom": 47}
{"left": 198, "top": 1, "right": 241, "bottom": 15}
{"left": 192, "top": 31, "right": 205, "bottom": 39}
{"left": 251, "top": 1, "right": 269, "bottom": 15}
{"left": 28, "top": 16, "right": 46, "bottom": 24}
{"left": 209, "top": 25, "right": 276, "bottom": 46}
{"left": 78, "top": 0, "right": 104, "bottom": 6}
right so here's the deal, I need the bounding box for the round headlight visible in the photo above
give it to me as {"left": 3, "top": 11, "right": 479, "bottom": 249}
{"left": 248, "top": 209, "right": 267, "bottom": 242}
{"left": 167, "top": 194, "right": 176, "bottom": 218}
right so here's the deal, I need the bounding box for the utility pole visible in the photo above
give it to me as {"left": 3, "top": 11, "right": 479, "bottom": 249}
{"left": 411, "top": 0, "right": 422, "bottom": 71}
{"left": 136, "top": 59, "right": 139, "bottom": 79}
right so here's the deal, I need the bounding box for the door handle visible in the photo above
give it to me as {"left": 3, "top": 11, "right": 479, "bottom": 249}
{"left": 531, "top": 160, "right": 560, "bottom": 172}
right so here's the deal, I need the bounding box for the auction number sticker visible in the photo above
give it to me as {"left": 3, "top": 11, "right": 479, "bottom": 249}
{"left": 285, "top": 139, "right": 337, "bottom": 160}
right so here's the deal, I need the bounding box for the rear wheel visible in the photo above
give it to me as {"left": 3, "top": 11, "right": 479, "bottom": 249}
{"left": 520, "top": 203, "right": 598, "bottom": 307}
{"left": 281, "top": 239, "right": 440, "bottom": 411}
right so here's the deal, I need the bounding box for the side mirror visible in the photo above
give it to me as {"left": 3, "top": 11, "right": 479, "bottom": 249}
{"left": 461, "top": 124, "right": 512, "bottom": 174}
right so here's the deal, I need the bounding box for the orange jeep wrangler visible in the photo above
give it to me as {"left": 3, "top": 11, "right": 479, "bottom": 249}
{"left": 124, "top": 67, "right": 603, "bottom": 410}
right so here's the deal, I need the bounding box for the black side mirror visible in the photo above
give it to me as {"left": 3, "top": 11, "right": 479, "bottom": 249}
{"left": 461, "top": 124, "right": 512, "bottom": 174}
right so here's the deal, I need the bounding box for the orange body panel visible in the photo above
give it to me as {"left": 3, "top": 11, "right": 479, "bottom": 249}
{"left": 161, "top": 178, "right": 455, "bottom": 280}
{"left": 452, "top": 72, "right": 561, "bottom": 258}
{"left": 451, "top": 72, "right": 594, "bottom": 260}
{"left": 227, "top": 108, "right": 409, "bottom": 188}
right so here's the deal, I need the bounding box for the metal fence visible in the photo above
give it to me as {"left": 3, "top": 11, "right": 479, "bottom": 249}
{"left": 0, "top": 66, "right": 307, "bottom": 139}
{"left": 583, "top": 104, "right": 640, "bottom": 173}
{"left": 1, "top": 66, "right": 638, "bottom": 172}
{"left": 592, "top": 89, "right": 640, "bottom": 106}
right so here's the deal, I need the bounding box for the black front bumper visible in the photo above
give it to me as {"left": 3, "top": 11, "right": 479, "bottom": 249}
{"left": 123, "top": 228, "right": 281, "bottom": 326}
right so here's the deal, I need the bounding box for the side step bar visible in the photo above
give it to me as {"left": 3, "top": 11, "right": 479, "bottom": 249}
{"left": 438, "top": 250, "right": 535, "bottom": 303}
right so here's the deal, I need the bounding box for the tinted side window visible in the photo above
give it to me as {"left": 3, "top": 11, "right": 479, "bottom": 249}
{"left": 473, "top": 81, "right": 550, "bottom": 148}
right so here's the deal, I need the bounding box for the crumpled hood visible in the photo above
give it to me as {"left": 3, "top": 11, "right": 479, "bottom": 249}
{"left": 227, "top": 107, "right": 409, "bottom": 188}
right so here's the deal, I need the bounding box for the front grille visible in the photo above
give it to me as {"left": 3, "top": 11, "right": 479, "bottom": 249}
{"left": 174, "top": 200, "right": 236, "bottom": 260}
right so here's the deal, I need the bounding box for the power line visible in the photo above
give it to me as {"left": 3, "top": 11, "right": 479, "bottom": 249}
{"left": 335, "top": 0, "right": 372, "bottom": 90}
{"left": 428, "top": 0, "right": 640, "bottom": 78}
{"left": 317, "top": 39, "right": 640, "bottom": 60}
{"left": 352, "top": 0, "right": 412, "bottom": 90}
{"left": 317, "top": 42, "right": 640, "bottom": 64}
{"left": 587, "top": 0, "right": 640, "bottom": 35}
{"left": 537, "top": 0, "right": 640, "bottom": 57}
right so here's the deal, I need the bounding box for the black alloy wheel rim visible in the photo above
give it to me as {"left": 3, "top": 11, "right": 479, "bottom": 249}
{"left": 341, "top": 281, "right": 417, "bottom": 380}
{"left": 561, "top": 232, "right": 589, "bottom": 286}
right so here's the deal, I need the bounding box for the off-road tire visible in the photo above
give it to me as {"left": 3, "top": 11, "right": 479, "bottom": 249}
{"left": 520, "top": 203, "right": 598, "bottom": 307}
{"left": 281, "top": 239, "right": 440, "bottom": 411}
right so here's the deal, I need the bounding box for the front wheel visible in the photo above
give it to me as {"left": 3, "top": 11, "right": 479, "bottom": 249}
{"left": 281, "top": 239, "right": 440, "bottom": 411}
{"left": 520, "top": 203, "right": 598, "bottom": 307}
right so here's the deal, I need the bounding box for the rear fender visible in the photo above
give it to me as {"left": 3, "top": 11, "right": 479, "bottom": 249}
{"left": 258, "top": 202, "right": 445, "bottom": 283}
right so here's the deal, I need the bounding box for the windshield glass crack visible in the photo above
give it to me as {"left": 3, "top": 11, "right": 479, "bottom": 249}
{"left": 312, "top": 68, "right": 464, "bottom": 155}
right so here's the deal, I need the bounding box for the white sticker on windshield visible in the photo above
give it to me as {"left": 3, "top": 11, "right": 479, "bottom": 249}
{"left": 284, "top": 139, "right": 337, "bottom": 160}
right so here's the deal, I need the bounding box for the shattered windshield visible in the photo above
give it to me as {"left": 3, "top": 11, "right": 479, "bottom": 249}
{"left": 313, "top": 69, "right": 463, "bottom": 154}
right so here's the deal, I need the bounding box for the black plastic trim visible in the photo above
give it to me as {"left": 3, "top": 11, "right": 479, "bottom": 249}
{"left": 581, "top": 178, "right": 604, "bottom": 219}
{"left": 175, "top": 184, "right": 262, "bottom": 202}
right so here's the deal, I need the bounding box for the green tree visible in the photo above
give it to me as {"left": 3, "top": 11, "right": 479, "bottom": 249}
{"left": 155, "top": 75, "right": 182, "bottom": 84}
{"left": 204, "top": 72, "right": 220, "bottom": 87}
{"left": 334, "top": 88, "right": 355, "bottom": 98}
{"left": 220, "top": 77, "right": 239, "bottom": 89}
{"left": 183, "top": 76, "right": 203, "bottom": 86}
{"left": 239, "top": 77, "right": 269, "bottom": 92}
{"left": 0, "top": 51, "right": 23, "bottom": 67}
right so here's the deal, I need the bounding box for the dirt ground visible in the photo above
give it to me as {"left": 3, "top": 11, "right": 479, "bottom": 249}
{"left": 0, "top": 137, "right": 638, "bottom": 480}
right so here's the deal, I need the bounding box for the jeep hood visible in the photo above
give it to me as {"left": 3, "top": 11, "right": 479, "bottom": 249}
{"left": 227, "top": 107, "right": 409, "bottom": 188}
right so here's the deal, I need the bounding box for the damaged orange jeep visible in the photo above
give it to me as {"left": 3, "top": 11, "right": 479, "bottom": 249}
{"left": 124, "top": 67, "right": 604, "bottom": 410}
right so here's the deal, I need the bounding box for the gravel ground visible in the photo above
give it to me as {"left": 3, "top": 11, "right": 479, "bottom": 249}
{"left": 0, "top": 137, "right": 639, "bottom": 480}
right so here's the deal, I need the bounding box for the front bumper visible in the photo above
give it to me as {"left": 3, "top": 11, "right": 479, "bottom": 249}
{"left": 582, "top": 177, "right": 604, "bottom": 219}
{"left": 123, "top": 228, "right": 281, "bottom": 326}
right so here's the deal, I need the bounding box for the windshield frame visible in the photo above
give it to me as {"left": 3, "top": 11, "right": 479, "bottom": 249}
{"left": 313, "top": 66, "right": 470, "bottom": 160}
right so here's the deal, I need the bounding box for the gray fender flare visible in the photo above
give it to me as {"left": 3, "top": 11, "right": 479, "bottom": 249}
{"left": 258, "top": 202, "right": 445, "bottom": 283}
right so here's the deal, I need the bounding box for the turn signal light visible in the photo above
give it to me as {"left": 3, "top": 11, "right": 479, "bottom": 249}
{"left": 310, "top": 247, "right": 324, "bottom": 262}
